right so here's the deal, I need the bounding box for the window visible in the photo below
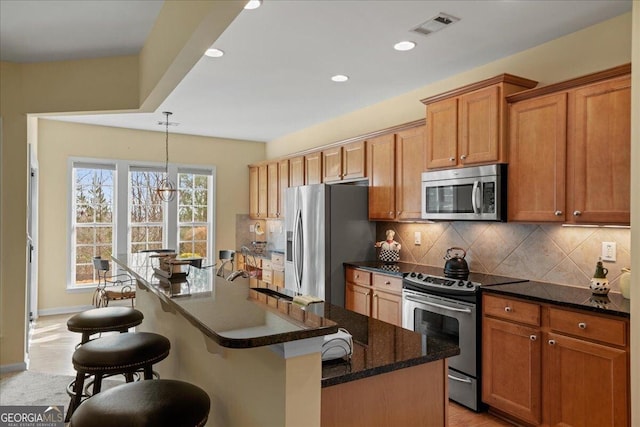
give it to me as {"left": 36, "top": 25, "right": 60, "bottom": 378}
{"left": 71, "top": 164, "right": 115, "bottom": 285}
{"left": 178, "top": 171, "right": 211, "bottom": 258}
{"left": 69, "top": 160, "right": 215, "bottom": 288}
{"left": 129, "top": 168, "right": 165, "bottom": 253}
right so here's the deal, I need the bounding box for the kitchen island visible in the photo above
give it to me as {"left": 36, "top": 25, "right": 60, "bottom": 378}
{"left": 113, "top": 253, "right": 459, "bottom": 427}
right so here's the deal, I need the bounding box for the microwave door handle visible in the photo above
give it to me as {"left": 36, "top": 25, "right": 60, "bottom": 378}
{"left": 471, "top": 180, "right": 481, "bottom": 214}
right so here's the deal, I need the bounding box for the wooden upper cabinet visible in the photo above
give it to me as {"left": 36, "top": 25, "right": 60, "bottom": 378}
{"left": 342, "top": 141, "right": 366, "bottom": 181}
{"left": 305, "top": 151, "right": 322, "bottom": 185}
{"left": 367, "top": 133, "right": 396, "bottom": 220}
{"left": 267, "top": 162, "right": 279, "bottom": 219}
{"left": 568, "top": 76, "right": 631, "bottom": 224}
{"left": 508, "top": 93, "right": 567, "bottom": 222}
{"left": 459, "top": 85, "right": 500, "bottom": 165}
{"left": 395, "top": 125, "right": 426, "bottom": 220}
{"left": 278, "top": 159, "right": 289, "bottom": 218}
{"left": 426, "top": 97, "right": 458, "bottom": 169}
{"left": 322, "top": 146, "right": 342, "bottom": 183}
{"left": 422, "top": 74, "right": 537, "bottom": 170}
{"left": 249, "top": 165, "right": 268, "bottom": 219}
{"left": 289, "top": 156, "right": 305, "bottom": 187}
{"left": 507, "top": 66, "right": 631, "bottom": 225}
{"left": 322, "top": 141, "right": 366, "bottom": 183}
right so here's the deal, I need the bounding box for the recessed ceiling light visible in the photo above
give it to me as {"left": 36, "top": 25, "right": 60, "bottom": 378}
{"left": 394, "top": 41, "right": 416, "bottom": 51}
{"left": 331, "top": 75, "right": 349, "bottom": 83}
{"left": 244, "top": 0, "right": 262, "bottom": 10}
{"left": 205, "top": 48, "right": 224, "bottom": 58}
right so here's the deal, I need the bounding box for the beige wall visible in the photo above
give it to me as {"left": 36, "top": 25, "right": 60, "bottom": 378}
{"left": 37, "top": 119, "right": 264, "bottom": 311}
{"left": 1, "top": 1, "right": 243, "bottom": 369}
{"left": 267, "top": 12, "right": 632, "bottom": 158}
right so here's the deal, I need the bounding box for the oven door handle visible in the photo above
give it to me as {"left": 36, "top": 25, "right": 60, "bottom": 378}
{"left": 404, "top": 296, "right": 472, "bottom": 314}
{"left": 448, "top": 374, "right": 473, "bottom": 384}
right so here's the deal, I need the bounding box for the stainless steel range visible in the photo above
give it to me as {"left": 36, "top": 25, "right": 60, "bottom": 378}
{"left": 402, "top": 269, "right": 526, "bottom": 411}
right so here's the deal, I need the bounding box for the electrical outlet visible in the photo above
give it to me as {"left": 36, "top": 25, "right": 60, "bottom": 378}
{"left": 249, "top": 224, "right": 255, "bottom": 233}
{"left": 414, "top": 231, "right": 421, "bottom": 245}
{"left": 601, "top": 242, "right": 616, "bottom": 262}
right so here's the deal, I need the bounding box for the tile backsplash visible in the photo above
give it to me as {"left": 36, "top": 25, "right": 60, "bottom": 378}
{"left": 235, "top": 214, "right": 285, "bottom": 253}
{"left": 376, "top": 222, "right": 631, "bottom": 293}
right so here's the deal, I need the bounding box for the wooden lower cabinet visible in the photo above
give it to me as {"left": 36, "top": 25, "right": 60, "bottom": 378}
{"left": 544, "top": 332, "right": 628, "bottom": 427}
{"left": 482, "top": 317, "right": 541, "bottom": 425}
{"left": 482, "top": 294, "right": 630, "bottom": 427}
{"left": 345, "top": 267, "right": 402, "bottom": 327}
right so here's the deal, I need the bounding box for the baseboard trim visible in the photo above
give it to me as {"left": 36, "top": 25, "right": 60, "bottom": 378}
{"left": 0, "top": 361, "right": 27, "bottom": 374}
{"left": 38, "top": 305, "right": 94, "bottom": 317}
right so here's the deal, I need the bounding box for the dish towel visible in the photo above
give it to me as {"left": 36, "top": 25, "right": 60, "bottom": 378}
{"left": 322, "top": 328, "right": 353, "bottom": 361}
{"left": 292, "top": 294, "right": 324, "bottom": 306}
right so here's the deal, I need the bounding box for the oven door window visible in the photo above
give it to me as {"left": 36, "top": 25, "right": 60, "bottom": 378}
{"left": 414, "top": 307, "right": 459, "bottom": 347}
{"left": 424, "top": 184, "right": 474, "bottom": 214}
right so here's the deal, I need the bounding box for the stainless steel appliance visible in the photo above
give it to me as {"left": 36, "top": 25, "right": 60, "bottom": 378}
{"left": 402, "top": 269, "right": 526, "bottom": 411}
{"left": 285, "top": 184, "right": 375, "bottom": 307}
{"left": 421, "top": 164, "right": 507, "bottom": 221}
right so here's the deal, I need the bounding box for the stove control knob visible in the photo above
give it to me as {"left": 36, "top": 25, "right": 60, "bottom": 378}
{"left": 466, "top": 283, "right": 474, "bottom": 288}
{"left": 457, "top": 281, "right": 465, "bottom": 287}
{"left": 417, "top": 273, "right": 423, "bottom": 279}
{"left": 410, "top": 272, "right": 417, "bottom": 278}
{"left": 444, "top": 281, "right": 453, "bottom": 286}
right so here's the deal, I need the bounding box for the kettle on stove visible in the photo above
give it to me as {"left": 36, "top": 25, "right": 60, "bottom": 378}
{"left": 444, "top": 247, "right": 470, "bottom": 279}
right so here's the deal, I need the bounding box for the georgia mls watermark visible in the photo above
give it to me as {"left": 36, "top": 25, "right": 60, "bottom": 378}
{"left": 0, "top": 405, "right": 64, "bottom": 427}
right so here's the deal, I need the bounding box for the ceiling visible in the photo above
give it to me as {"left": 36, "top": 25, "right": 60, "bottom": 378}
{"left": 0, "top": 0, "right": 632, "bottom": 142}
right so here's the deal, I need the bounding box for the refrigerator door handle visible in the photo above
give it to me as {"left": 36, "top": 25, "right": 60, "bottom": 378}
{"left": 293, "top": 209, "right": 303, "bottom": 291}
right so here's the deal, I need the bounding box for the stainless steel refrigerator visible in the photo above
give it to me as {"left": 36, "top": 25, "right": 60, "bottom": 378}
{"left": 285, "top": 184, "right": 375, "bottom": 307}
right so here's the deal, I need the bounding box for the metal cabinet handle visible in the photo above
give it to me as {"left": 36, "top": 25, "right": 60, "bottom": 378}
{"left": 578, "top": 322, "right": 587, "bottom": 329}
{"left": 460, "top": 154, "right": 467, "bottom": 160}
{"left": 385, "top": 281, "right": 391, "bottom": 285}
{"left": 389, "top": 211, "right": 394, "bottom": 216}
{"left": 554, "top": 210, "right": 563, "bottom": 216}
{"left": 573, "top": 210, "right": 582, "bottom": 216}
{"left": 504, "top": 306, "right": 512, "bottom": 312}
{"left": 548, "top": 339, "right": 556, "bottom": 345}
{"left": 530, "top": 335, "right": 537, "bottom": 341}
{"left": 449, "top": 157, "right": 455, "bottom": 162}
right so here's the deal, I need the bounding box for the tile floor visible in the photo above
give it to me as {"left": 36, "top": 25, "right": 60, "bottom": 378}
{"left": 26, "top": 313, "right": 515, "bottom": 426}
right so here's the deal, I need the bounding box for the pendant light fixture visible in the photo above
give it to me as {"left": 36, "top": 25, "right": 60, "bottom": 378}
{"left": 156, "top": 111, "right": 177, "bottom": 202}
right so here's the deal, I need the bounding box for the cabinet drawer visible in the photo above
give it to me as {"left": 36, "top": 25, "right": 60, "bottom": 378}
{"left": 261, "top": 259, "right": 272, "bottom": 270}
{"left": 346, "top": 268, "right": 371, "bottom": 286}
{"left": 271, "top": 253, "right": 284, "bottom": 269}
{"left": 483, "top": 294, "right": 540, "bottom": 326}
{"left": 372, "top": 273, "right": 402, "bottom": 293}
{"left": 262, "top": 269, "right": 273, "bottom": 284}
{"left": 548, "top": 307, "right": 627, "bottom": 347}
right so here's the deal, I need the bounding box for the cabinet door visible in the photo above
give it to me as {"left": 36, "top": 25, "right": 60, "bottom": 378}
{"left": 367, "top": 133, "right": 396, "bottom": 220}
{"left": 508, "top": 93, "right": 567, "bottom": 222}
{"left": 459, "top": 85, "right": 500, "bottom": 165}
{"left": 345, "top": 282, "right": 371, "bottom": 317}
{"left": 305, "top": 152, "right": 322, "bottom": 185}
{"left": 257, "top": 164, "right": 268, "bottom": 218}
{"left": 482, "top": 316, "right": 542, "bottom": 425}
{"left": 426, "top": 98, "right": 458, "bottom": 169}
{"left": 249, "top": 166, "right": 259, "bottom": 219}
{"left": 544, "top": 332, "right": 628, "bottom": 427}
{"left": 342, "top": 140, "right": 366, "bottom": 181}
{"left": 267, "top": 162, "right": 279, "bottom": 219}
{"left": 289, "top": 156, "right": 305, "bottom": 187}
{"left": 568, "top": 76, "right": 631, "bottom": 224}
{"left": 278, "top": 159, "right": 289, "bottom": 218}
{"left": 371, "top": 289, "right": 402, "bottom": 327}
{"left": 322, "top": 146, "right": 342, "bottom": 183}
{"left": 395, "top": 125, "right": 426, "bottom": 220}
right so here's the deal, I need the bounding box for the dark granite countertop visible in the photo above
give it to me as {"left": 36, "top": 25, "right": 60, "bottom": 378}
{"left": 482, "top": 281, "right": 630, "bottom": 318}
{"left": 112, "top": 253, "right": 338, "bottom": 348}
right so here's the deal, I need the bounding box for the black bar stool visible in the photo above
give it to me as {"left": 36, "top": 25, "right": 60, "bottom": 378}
{"left": 65, "top": 332, "right": 171, "bottom": 422}
{"left": 67, "top": 306, "right": 144, "bottom": 345}
{"left": 69, "top": 379, "right": 210, "bottom": 427}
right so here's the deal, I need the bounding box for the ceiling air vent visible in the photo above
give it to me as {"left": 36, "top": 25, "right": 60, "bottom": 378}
{"left": 412, "top": 13, "right": 460, "bottom": 37}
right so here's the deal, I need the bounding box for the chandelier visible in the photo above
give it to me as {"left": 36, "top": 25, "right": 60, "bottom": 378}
{"left": 156, "top": 111, "right": 177, "bottom": 202}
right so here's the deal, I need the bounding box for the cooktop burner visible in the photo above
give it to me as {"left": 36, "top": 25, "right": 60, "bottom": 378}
{"left": 402, "top": 270, "right": 527, "bottom": 297}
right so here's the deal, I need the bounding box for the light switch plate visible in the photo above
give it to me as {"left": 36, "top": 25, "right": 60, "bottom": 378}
{"left": 414, "top": 231, "right": 421, "bottom": 245}
{"left": 601, "top": 242, "right": 616, "bottom": 262}
{"left": 249, "top": 224, "right": 255, "bottom": 232}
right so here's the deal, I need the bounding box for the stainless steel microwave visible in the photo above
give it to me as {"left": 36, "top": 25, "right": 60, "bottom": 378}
{"left": 421, "top": 164, "right": 507, "bottom": 221}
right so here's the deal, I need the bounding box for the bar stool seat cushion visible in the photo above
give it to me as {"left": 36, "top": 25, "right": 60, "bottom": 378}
{"left": 73, "top": 332, "right": 170, "bottom": 374}
{"left": 69, "top": 379, "right": 210, "bottom": 427}
{"left": 67, "top": 307, "right": 143, "bottom": 335}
